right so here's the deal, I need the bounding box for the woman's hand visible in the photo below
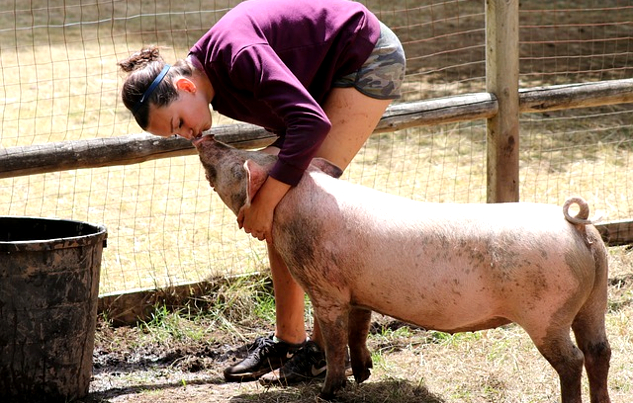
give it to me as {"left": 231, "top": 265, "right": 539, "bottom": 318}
{"left": 237, "top": 176, "right": 291, "bottom": 244}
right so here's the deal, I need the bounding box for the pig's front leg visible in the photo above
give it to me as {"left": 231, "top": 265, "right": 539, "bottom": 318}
{"left": 348, "top": 307, "right": 372, "bottom": 384}
{"left": 314, "top": 304, "right": 350, "bottom": 400}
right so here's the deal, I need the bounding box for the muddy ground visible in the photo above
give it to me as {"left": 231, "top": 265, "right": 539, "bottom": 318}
{"left": 87, "top": 315, "right": 437, "bottom": 403}
{"left": 79, "top": 249, "right": 633, "bottom": 403}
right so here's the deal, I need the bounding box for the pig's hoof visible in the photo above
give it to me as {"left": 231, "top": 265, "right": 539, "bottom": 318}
{"left": 353, "top": 367, "right": 371, "bottom": 384}
{"left": 351, "top": 357, "right": 372, "bottom": 384}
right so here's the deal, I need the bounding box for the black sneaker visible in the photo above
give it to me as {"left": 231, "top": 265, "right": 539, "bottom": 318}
{"left": 223, "top": 334, "right": 305, "bottom": 382}
{"left": 258, "top": 340, "right": 327, "bottom": 385}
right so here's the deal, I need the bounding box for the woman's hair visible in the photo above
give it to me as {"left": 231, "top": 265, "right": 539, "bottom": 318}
{"left": 118, "top": 46, "right": 194, "bottom": 130}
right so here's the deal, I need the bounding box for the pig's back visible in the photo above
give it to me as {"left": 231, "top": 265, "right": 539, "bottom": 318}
{"left": 290, "top": 171, "right": 565, "bottom": 231}
{"left": 274, "top": 171, "right": 597, "bottom": 332}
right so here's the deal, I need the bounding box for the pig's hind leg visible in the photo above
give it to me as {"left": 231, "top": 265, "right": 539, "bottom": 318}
{"left": 571, "top": 312, "right": 611, "bottom": 403}
{"left": 348, "top": 307, "right": 373, "bottom": 384}
{"left": 571, "top": 286, "right": 611, "bottom": 403}
{"left": 525, "top": 322, "right": 584, "bottom": 403}
{"left": 570, "top": 244, "right": 611, "bottom": 403}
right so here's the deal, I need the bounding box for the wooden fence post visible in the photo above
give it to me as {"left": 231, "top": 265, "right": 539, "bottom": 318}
{"left": 486, "top": 0, "right": 520, "bottom": 203}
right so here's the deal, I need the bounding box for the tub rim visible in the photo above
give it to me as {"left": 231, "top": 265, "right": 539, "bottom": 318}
{"left": 0, "top": 216, "right": 107, "bottom": 253}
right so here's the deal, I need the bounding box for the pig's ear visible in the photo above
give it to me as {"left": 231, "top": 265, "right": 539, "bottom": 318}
{"left": 311, "top": 158, "right": 343, "bottom": 179}
{"left": 243, "top": 159, "right": 269, "bottom": 205}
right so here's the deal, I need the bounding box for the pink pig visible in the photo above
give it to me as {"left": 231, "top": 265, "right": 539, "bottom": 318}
{"left": 193, "top": 135, "right": 611, "bottom": 403}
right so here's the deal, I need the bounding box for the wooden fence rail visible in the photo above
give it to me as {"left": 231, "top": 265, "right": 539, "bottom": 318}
{"left": 3, "top": 79, "right": 633, "bottom": 248}
{"left": 2, "top": 79, "right": 632, "bottom": 180}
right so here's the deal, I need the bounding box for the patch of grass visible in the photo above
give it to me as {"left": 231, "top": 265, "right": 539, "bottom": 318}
{"left": 90, "top": 247, "right": 633, "bottom": 402}
{"left": 425, "top": 330, "right": 483, "bottom": 347}
{"left": 140, "top": 304, "right": 207, "bottom": 343}
{"left": 252, "top": 288, "right": 277, "bottom": 324}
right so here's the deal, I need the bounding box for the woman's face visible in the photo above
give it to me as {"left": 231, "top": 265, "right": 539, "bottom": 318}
{"left": 146, "top": 77, "right": 212, "bottom": 140}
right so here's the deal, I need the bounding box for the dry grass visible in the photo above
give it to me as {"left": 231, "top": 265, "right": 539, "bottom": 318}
{"left": 1, "top": 1, "right": 632, "bottom": 402}
{"left": 2, "top": 0, "right": 633, "bottom": 293}
{"left": 86, "top": 246, "right": 633, "bottom": 403}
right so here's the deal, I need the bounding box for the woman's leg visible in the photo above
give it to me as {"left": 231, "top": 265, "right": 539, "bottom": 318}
{"left": 265, "top": 86, "right": 392, "bottom": 350}
{"left": 268, "top": 87, "right": 391, "bottom": 345}
{"left": 305, "top": 87, "right": 392, "bottom": 347}
{"left": 230, "top": 87, "right": 392, "bottom": 383}
{"left": 259, "top": 20, "right": 404, "bottom": 385}
{"left": 257, "top": 88, "right": 391, "bottom": 386}
{"left": 268, "top": 243, "right": 308, "bottom": 344}
{"left": 315, "top": 87, "right": 392, "bottom": 170}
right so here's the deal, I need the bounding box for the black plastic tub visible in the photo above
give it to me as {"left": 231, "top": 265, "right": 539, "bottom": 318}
{"left": 0, "top": 216, "right": 107, "bottom": 402}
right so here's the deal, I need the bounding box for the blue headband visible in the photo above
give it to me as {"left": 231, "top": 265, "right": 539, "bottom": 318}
{"left": 132, "top": 64, "right": 171, "bottom": 115}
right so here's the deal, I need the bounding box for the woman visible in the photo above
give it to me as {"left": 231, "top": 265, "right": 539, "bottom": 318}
{"left": 118, "top": 0, "right": 405, "bottom": 385}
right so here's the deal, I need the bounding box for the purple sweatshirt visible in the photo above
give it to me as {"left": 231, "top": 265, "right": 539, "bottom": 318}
{"left": 188, "top": 0, "right": 380, "bottom": 186}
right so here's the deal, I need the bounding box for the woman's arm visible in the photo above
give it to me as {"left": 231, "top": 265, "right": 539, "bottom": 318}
{"left": 237, "top": 175, "right": 291, "bottom": 244}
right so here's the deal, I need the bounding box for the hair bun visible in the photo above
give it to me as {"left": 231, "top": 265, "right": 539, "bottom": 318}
{"left": 117, "top": 45, "right": 164, "bottom": 73}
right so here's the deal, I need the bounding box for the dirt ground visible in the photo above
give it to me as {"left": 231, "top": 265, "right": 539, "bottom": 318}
{"left": 87, "top": 315, "right": 438, "bottom": 403}
{"left": 79, "top": 248, "right": 633, "bottom": 403}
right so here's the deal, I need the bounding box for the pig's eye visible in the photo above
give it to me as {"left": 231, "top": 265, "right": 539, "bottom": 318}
{"left": 231, "top": 165, "right": 244, "bottom": 180}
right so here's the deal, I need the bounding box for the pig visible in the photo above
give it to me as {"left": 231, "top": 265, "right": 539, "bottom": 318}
{"left": 192, "top": 134, "right": 611, "bottom": 403}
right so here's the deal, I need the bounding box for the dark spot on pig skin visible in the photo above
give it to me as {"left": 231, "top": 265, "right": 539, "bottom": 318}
{"left": 230, "top": 165, "right": 245, "bottom": 181}
{"left": 275, "top": 216, "right": 320, "bottom": 279}
{"left": 451, "top": 279, "right": 462, "bottom": 297}
{"left": 201, "top": 163, "right": 217, "bottom": 187}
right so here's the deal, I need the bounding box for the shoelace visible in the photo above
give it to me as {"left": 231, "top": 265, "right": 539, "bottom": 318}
{"left": 250, "top": 335, "right": 276, "bottom": 358}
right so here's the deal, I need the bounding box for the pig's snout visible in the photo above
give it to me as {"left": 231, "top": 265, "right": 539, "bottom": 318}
{"left": 192, "top": 134, "right": 213, "bottom": 148}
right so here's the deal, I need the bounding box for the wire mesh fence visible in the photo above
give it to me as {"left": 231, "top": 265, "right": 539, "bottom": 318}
{"left": 1, "top": 0, "right": 632, "bottom": 295}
